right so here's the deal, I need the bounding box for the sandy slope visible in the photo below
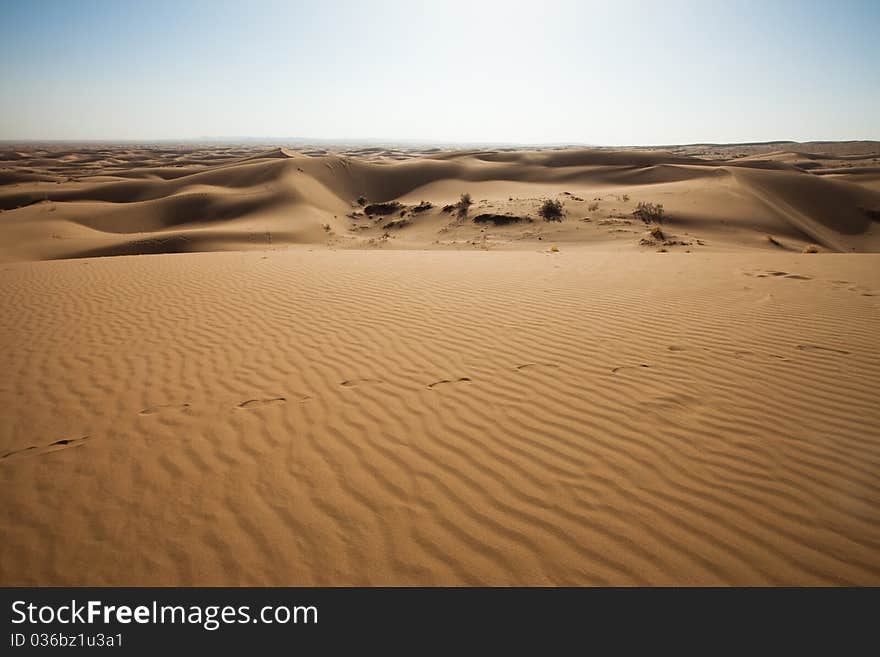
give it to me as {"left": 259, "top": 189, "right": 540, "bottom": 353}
{"left": 1, "top": 142, "right": 879, "bottom": 261}
{"left": 1, "top": 143, "right": 879, "bottom": 586}
{"left": 1, "top": 248, "right": 878, "bottom": 585}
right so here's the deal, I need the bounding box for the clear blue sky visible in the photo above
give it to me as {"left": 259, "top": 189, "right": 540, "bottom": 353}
{"left": 1, "top": 0, "right": 878, "bottom": 144}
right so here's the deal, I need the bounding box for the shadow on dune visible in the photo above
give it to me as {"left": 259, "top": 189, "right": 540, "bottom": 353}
{"left": 53, "top": 230, "right": 304, "bottom": 260}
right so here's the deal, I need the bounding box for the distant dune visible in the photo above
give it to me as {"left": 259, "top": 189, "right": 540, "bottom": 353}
{"left": 1, "top": 142, "right": 879, "bottom": 586}
{"left": 1, "top": 142, "right": 878, "bottom": 261}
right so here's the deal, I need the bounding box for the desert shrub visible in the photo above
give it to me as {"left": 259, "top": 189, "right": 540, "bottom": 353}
{"left": 356, "top": 195, "right": 366, "bottom": 206}
{"left": 457, "top": 193, "right": 473, "bottom": 216}
{"left": 412, "top": 201, "right": 433, "bottom": 213}
{"left": 802, "top": 244, "right": 819, "bottom": 254}
{"left": 633, "top": 201, "right": 664, "bottom": 224}
{"left": 441, "top": 204, "right": 456, "bottom": 213}
{"left": 648, "top": 224, "right": 664, "bottom": 239}
{"left": 538, "top": 199, "right": 564, "bottom": 221}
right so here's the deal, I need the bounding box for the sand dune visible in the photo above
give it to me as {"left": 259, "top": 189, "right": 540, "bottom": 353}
{"left": 1, "top": 142, "right": 878, "bottom": 261}
{"left": 1, "top": 142, "right": 879, "bottom": 585}
{"left": 1, "top": 249, "right": 878, "bottom": 585}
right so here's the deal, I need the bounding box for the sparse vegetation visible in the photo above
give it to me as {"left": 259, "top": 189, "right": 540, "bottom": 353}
{"left": 473, "top": 213, "right": 530, "bottom": 226}
{"left": 356, "top": 195, "right": 366, "bottom": 206}
{"left": 364, "top": 201, "right": 403, "bottom": 215}
{"left": 538, "top": 199, "right": 564, "bottom": 221}
{"left": 802, "top": 244, "right": 819, "bottom": 254}
{"left": 648, "top": 224, "right": 664, "bottom": 240}
{"left": 633, "top": 201, "right": 664, "bottom": 224}
{"left": 382, "top": 218, "right": 411, "bottom": 230}
{"left": 457, "top": 192, "right": 473, "bottom": 217}
{"left": 412, "top": 201, "right": 434, "bottom": 213}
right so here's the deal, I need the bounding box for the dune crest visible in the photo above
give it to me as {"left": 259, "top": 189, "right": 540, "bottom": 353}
{"left": 1, "top": 142, "right": 878, "bottom": 261}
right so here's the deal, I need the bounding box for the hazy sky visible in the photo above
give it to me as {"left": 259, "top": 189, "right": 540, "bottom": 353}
{"left": 1, "top": 0, "right": 878, "bottom": 144}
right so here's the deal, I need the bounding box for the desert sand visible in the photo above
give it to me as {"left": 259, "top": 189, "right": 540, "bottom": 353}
{"left": 1, "top": 142, "right": 879, "bottom": 585}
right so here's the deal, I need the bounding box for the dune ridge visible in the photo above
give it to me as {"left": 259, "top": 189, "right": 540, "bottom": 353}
{"left": 1, "top": 143, "right": 879, "bottom": 261}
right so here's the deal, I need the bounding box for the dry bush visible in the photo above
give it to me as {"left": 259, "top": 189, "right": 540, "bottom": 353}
{"left": 633, "top": 202, "right": 664, "bottom": 224}
{"left": 802, "top": 244, "right": 819, "bottom": 254}
{"left": 539, "top": 199, "right": 564, "bottom": 221}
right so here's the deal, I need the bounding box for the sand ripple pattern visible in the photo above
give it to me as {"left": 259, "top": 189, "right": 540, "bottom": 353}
{"left": 1, "top": 250, "right": 878, "bottom": 585}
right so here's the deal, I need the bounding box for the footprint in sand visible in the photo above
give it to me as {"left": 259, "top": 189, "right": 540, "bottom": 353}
{"left": 795, "top": 344, "right": 851, "bottom": 355}
{"left": 515, "top": 363, "right": 560, "bottom": 372}
{"left": 237, "top": 396, "right": 289, "bottom": 409}
{"left": 733, "top": 350, "right": 790, "bottom": 362}
{"left": 139, "top": 403, "right": 191, "bottom": 416}
{"left": 340, "top": 378, "right": 383, "bottom": 388}
{"left": 745, "top": 270, "right": 811, "bottom": 280}
{"left": 611, "top": 364, "right": 650, "bottom": 374}
{"left": 427, "top": 377, "right": 472, "bottom": 390}
{"left": 2, "top": 436, "right": 90, "bottom": 461}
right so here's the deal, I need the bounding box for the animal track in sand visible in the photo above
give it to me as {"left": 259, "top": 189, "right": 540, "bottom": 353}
{"left": 340, "top": 378, "right": 384, "bottom": 388}
{"left": 138, "top": 403, "right": 191, "bottom": 416}
{"left": 1, "top": 436, "right": 90, "bottom": 461}
{"left": 611, "top": 364, "right": 650, "bottom": 374}
{"left": 427, "top": 377, "right": 472, "bottom": 390}
{"left": 795, "top": 344, "right": 851, "bottom": 355}
{"left": 515, "top": 363, "right": 560, "bottom": 371}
